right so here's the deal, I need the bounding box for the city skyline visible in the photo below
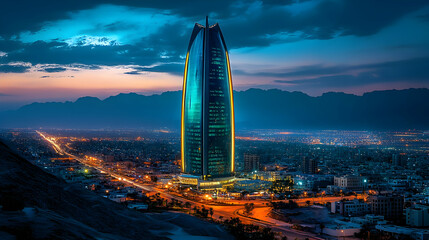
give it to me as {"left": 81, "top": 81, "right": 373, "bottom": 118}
{"left": 1, "top": 0, "right": 429, "bottom": 110}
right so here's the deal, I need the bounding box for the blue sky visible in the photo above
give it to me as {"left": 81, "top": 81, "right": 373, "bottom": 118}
{"left": 1, "top": 0, "right": 429, "bottom": 110}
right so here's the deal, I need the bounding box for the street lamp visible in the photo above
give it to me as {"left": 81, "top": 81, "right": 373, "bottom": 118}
{"left": 363, "top": 179, "right": 367, "bottom": 194}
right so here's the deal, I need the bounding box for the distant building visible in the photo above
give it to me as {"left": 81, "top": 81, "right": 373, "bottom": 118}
{"left": 334, "top": 175, "right": 366, "bottom": 191}
{"left": 302, "top": 157, "right": 318, "bottom": 174}
{"left": 107, "top": 193, "right": 127, "bottom": 203}
{"left": 375, "top": 225, "right": 429, "bottom": 240}
{"left": 127, "top": 203, "right": 149, "bottom": 210}
{"left": 331, "top": 199, "right": 370, "bottom": 217}
{"left": 244, "top": 153, "right": 260, "bottom": 172}
{"left": 294, "top": 174, "right": 334, "bottom": 191}
{"left": 389, "top": 179, "right": 408, "bottom": 192}
{"left": 253, "top": 171, "right": 286, "bottom": 182}
{"left": 367, "top": 195, "right": 404, "bottom": 221}
{"left": 351, "top": 214, "right": 387, "bottom": 226}
{"left": 103, "top": 155, "right": 114, "bottom": 162}
{"left": 405, "top": 204, "right": 429, "bottom": 227}
{"left": 392, "top": 153, "right": 407, "bottom": 167}
{"left": 322, "top": 219, "right": 362, "bottom": 237}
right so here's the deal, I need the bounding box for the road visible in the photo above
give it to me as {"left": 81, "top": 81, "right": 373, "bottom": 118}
{"left": 37, "top": 131, "right": 327, "bottom": 239}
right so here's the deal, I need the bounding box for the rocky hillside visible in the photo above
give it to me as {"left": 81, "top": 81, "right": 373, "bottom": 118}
{"left": 0, "top": 140, "right": 233, "bottom": 240}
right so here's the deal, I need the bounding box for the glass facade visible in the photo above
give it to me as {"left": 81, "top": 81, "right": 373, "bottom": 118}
{"left": 182, "top": 19, "right": 235, "bottom": 179}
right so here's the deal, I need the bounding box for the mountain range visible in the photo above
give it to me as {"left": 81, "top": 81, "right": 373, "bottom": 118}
{"left": 0, "top": 88, "right": 428, "bottom": 130}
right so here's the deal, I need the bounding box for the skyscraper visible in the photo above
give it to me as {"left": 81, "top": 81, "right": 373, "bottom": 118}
{"left": 181, "top": 17, "right": 235, "bottom": 180}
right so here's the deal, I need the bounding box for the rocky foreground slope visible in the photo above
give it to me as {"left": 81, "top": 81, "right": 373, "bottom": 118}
{"left": 0, "top": 140, "right": 233, "bottom": 240}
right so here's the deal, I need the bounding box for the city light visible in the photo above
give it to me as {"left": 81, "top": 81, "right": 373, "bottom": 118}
{"left": 4, "top": 4, "right": 428, "bottom": 240}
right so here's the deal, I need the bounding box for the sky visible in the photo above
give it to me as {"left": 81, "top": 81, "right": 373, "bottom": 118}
{"left": 1, "top": 0, "right": 429, "bottom": 110}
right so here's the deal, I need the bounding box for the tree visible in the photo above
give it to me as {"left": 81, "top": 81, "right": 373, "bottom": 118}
{"left": 209, "top": 207, "right": 214, "bottom": 218}
{"left": 291, "top": 224, "right": 304, "bottom": 231}
{"left": 150, "top": 176, "right": 158, "bottom": 183}
{"left": 320, "top": 223, "right": 325, "bottom": 234}
{"left": 271, "top": 200, "right": 298, "bottom": 209}
{"left": 222, "top": 217, "right": 276, "bottom": 240}
{"left": 241, "top": 191, "right": 249, "bottom": 199}
{"left": 354, "top": 223, "right": 371, "bottom": 239}
{"left": 201, "top": 205, "right": 209, "bottom": 218}
{"left": 244, "top": 203, "right": 255, "bottom": 215}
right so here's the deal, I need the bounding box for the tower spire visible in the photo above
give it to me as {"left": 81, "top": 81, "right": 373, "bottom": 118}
{"left": 206, "top": 16, "right": 209, "bottom": 29}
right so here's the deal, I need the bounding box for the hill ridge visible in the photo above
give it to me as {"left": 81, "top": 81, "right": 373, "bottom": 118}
{"left": 1, "top": 88, "right": 428, "bottom": 130}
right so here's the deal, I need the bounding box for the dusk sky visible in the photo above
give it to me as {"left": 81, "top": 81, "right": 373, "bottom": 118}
{"left": 1, "top": 0, "right": 429, "bottom": 110}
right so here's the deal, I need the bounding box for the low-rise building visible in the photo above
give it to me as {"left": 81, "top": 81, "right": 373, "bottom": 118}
{"left": 405, "top": 204, "right": 429, "bottom": 227}
{"left": 367, "top": 194, "right": 404, "bottom": 221}
{"left": 351, "top": 214, "right": 387, "bottom": 225}
{"left": 375, "top": 225, "right": 429, "bottom": 240}
{"left": 127, "top": 203, "right": 148, "bottom": 210}
{"left": 334, "top": 175, "right": 367, "bottom": 191}
{"left": 234, "top": 179, "right": 272, "bottom": 191}
{"left": 177, "top": 174, "right": 235, "bottom": 190}
{"left": 331, "top": 199, "right": 370, "bottom": 216}
{"left": 323, "top": 220, "right": 361, "bottom": 237}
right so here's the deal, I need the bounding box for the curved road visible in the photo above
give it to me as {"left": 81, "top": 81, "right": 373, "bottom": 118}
{"left": 38, "top": 131, "right": 326, "bottom": 240}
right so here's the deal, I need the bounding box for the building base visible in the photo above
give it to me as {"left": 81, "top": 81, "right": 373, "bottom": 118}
{"left": 178, "top": 174, "right": 235, "bottom": 190}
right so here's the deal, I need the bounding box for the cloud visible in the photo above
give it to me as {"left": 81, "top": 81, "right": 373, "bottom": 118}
{"left": 220, "top": 0, "right": 429, "bottom": 48}
{"left": 273, "top": 57, "right": 429, "bottom": 88}
{"left": 0, "top": 0, "right": 428, "bottom": 78}
{"left": 40, "top": 75, "right": 74, "bottom": 78}
{"left": 0, "top": 40, "right": 159, "bottom": 66}
{"left": 132, "top": 63, "right": 185, "bottom": 76}
{"left": 417, "top": 13, "right": 429, "bottom": 22}
{"left": 42, "top": 67, "right": 67, "bottom": 72}
{"left": 3, "top": 1, "right": 428, "bottom": 46}
{"left": 234, "top": 64, "right": 355, "bottom": 78}
{"left": 124, "top": 70, "right": 141, "bottom": 75}
{"left": 0, "top": 0, "right": 242, "bottom": 37}
{"left": 0, "top": 64, "right": 30, "bottom": 73}
{"left": 65, "top": 36, "right": 120, "bottom": 47}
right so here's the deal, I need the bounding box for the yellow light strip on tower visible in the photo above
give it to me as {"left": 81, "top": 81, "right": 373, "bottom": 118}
{"left": 181, "top": 52, "right": 189, "bottom": 172}
{"left": 226, "top": 51, "right": 235, "bottom": 173}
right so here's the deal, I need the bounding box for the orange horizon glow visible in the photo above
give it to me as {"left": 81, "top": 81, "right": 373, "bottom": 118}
{"left": 0, "top": 66, "right": 182, "bottom": 104}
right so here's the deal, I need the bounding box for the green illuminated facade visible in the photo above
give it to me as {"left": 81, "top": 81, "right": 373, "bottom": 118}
{"left": 181, "top": 17, "right": 235, "bottom": 179}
